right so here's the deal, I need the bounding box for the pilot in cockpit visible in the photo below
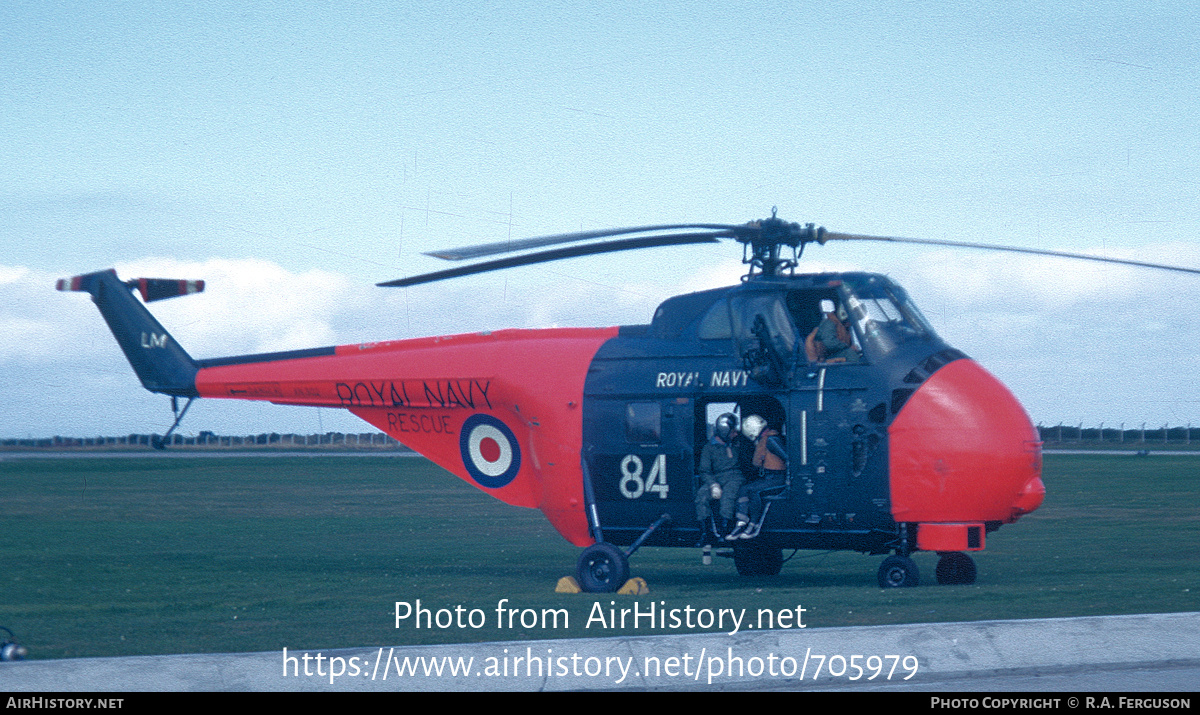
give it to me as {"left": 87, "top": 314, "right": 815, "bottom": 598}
{"left": 805, "top": 299, "right": 861, "bottom": 363}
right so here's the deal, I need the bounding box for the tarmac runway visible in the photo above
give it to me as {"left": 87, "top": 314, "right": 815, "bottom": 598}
{"left": 3, "top": 611, "right": 1196, "bottom": 692}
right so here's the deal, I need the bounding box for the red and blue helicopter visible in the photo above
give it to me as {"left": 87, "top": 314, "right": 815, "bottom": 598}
{"left": 59, "top": 212, "right": 1200, "bottom": 591}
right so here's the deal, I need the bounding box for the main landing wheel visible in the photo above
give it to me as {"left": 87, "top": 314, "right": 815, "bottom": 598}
{"left": 935, "top": 552, "right": 977, "bottom": 585}
{"left": 733, "top": 540, "right": 783, "bottom": 577}
{"left": 877, "top": 555, "right": 919, "bottom": 588}
{"left": 576, "top": 542, "right": 630, "bottom": 593}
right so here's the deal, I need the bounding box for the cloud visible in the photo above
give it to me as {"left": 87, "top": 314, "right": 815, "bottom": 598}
{"left": 884, "top": 240, "right": 1200, "bottom": 425}
{"left": 0, "top": 266, "right": 99, "bottom": 362}
{"left": 4, "top": 244, "right": 1200, "bottom": 438}
{"left": 112, "top": 257, "right": 362, "bottom": 356}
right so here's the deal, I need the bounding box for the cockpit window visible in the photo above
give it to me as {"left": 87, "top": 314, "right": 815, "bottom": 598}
{"left": 841, "top": 276, "right": 936, "bottom": 358}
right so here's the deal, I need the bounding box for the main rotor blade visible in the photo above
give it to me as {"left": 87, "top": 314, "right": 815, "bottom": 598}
{"left": 379, "top": 231, "right": 731, "bottom": 287}
{"left": 426, "top": 223, "right": 745, "bottom": 261}
{"left": 822, "top": 232, "right": 1200, "bottom": 276}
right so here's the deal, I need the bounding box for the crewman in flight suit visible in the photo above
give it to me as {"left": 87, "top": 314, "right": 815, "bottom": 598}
{"left": 695, "top": 412, "right": 746, "bottom": 543}
{"left": 726, "top": 414, "right": 788, "bottom": 540}
{"left": 805, "top": 299, "right": 861, "bottom": 363}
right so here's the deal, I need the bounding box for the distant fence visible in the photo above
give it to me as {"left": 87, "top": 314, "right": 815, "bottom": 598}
{"left": 0, "top": 431, "right": 411, "bottom": 451}
{"left": 1038, "top": 424, "right": 1195, "bottom": 445}
{"left": 4, "top": 425, "right": 1195, "bottom": 450}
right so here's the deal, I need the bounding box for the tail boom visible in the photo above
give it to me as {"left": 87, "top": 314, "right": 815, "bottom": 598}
{"left": 61, "top": 267, "right": 615, "bottom": 545}
{"left": 192, "top": 327, "right": 618, "bottom": 545}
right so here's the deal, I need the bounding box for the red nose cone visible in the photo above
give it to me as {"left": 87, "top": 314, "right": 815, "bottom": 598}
{"left": 889, "top": 359, "right": 1043, "bottom": 524}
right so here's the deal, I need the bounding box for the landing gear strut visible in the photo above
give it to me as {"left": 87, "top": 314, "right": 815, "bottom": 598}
{"left": 878, "top": 522, "right": 920, "bottom": 588}
{"left": 574, "top": 513, "right": 670, "bottom": 593}
{"left": 151, "top": 396, "right": 194, "bottom": 450}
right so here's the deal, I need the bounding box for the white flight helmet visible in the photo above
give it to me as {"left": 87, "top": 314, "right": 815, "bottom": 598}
{"left": 742, "top": 414, "right": 767, "bottom": 441}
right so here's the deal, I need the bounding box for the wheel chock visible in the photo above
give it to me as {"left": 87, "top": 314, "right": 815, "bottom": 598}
{"left": 555, "top": 576, "right": 582, "bottom": 593}
{"left": 617, "top": 577, "right": 649, "bottom": 595}
{"left": 555, "top": 575, "right": 647, "bottom": 594}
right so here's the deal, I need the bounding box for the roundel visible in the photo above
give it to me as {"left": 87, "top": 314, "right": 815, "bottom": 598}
{"left": 459, "top": 414, "right": 522, "bottom": 489}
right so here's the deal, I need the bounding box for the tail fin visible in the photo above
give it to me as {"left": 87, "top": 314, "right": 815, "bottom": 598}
{"left": 58, "top": 269, "right": 199, "bottom": 396}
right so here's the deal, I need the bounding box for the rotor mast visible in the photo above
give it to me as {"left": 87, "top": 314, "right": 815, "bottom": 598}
{"left": 740, "top": 208, "right": 826, "bottom": 280}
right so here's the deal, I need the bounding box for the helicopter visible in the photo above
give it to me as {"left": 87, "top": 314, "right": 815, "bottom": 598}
{"left": 58, "top": 211, "right": 1200, "bottom": 592}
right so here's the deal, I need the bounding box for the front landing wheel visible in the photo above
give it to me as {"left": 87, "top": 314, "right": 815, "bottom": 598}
{"left": 877, "top": 555, "right": 919, "bottom": 588}
{"left": 576, "top": 542, "right": 630, "bottom": 593}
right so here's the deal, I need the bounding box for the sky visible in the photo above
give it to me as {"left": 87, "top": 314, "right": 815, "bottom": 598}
{"left": 2, "top": 1, "right": 1200, "bottom": 438}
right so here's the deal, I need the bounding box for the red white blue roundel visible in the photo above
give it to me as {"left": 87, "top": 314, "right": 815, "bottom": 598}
{"left": 460, "top": 414, "right": 521, "bottom": 489}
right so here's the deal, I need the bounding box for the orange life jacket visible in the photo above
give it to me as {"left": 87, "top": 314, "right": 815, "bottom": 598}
{"left": 753, "top": 429, "right": 786, "bottom": 471}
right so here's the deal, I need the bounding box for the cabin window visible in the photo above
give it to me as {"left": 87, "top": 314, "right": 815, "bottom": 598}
{"left": 704, "top": 401, "right": 739, "bottom": 439}
{"left": 625, "top": 401, "right": 662, "bottom": 444}
{"left": 730, "top": 293, "right": 798, "bottom": 356}
{"left": 696, "top": 299, "right": 732, "bottom": 340}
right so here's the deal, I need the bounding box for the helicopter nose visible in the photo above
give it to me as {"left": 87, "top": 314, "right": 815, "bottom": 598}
{"left": 889, "top": 358, "right": 1044, "bottom": 525}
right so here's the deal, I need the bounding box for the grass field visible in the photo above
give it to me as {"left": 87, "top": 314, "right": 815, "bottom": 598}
{"left": 1, "top": 453, "right": 1197, "bottom": 659}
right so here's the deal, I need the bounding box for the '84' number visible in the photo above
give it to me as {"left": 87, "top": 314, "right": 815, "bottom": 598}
{"left": 619, "top": 454, "right": 668, "bottom": 499}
